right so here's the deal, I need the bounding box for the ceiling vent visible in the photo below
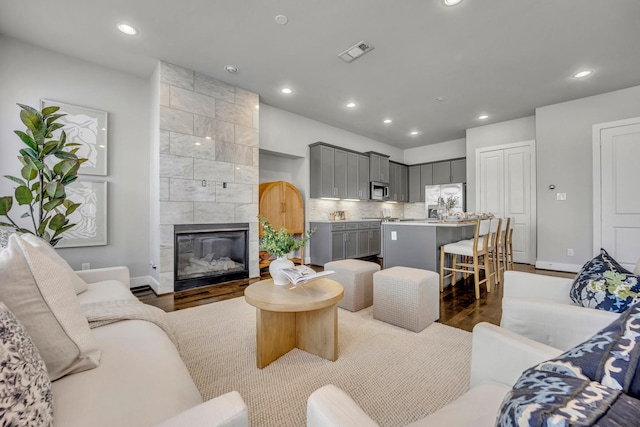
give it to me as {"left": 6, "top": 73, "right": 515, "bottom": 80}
{"left": 338, "top": 41, "right": 374, "bottom": 63}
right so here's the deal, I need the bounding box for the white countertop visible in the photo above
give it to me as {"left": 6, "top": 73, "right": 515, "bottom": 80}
{"left": 310, "top": 219, "right": 384, "bottom": 223}
{"left": 381, "top": 220, "right": 476, "bottom": 227}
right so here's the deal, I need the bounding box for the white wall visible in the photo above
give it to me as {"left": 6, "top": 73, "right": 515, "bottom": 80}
{"left": 465, "top": 116, "right": 536, "bottom": 212}
{"left": 535, "top": 85, "right": 640, "bottom": 270}
{"left": 0, "top": 36, "right": 151, "bottom": 282}
{"left": 403, "top": 138, "right": 466, "bottom": 165}
{"left": 259, "top": 151, "right": 306, "bottom": 196}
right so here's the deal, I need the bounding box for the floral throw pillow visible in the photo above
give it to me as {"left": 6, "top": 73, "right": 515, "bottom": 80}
{"left": 570, "top": 248, "right": 640, "bottom": 313}
{"left": 0, "top": 302, "right": 53, "bottom": 426}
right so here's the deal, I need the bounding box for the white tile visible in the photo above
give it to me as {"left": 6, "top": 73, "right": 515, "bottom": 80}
{"left": 253, "top": 108, "right": 259, "bottom": 130}
{"left": 160, "top": 247, "right": 174, "bottom": 273}
{"left": 234, "top": 124, "right": 258, "bottom": 147}
{"left": 160, "top": 154, "right": 193, "bottom": 178}
{"left": 160, "top": 177, "right": 170, "bottom": 201}
{"left": 216, "top": 141, "right": 253, "bottom": 165}
{"left": 160, "top": 130, "right": 170, "bottom": 153}
{"left": 235, "top": 203, "right": 258, "bottom": 222}
{"left": 160, "top": 201, "right": 193, "bottom": 224}
{"left": 194, "top": 116, "right": 234, "bottom": 143}
{"left": 235, "top": 87, "right": 259, "bottom": 109}
{"left": 161, "top": 62, "right": 194, "bottom": 90}
{"left": 160, "top": 225, "right": 174, "bottom": 248}
{"left": 215, "top": 182, "right": 253, "bottom": 203}
{"left": 193, "top": 159, "right": 234, "bottom": 182}
{"left": 234, "top": 165, "right": 258, "bottom": 184}
{"left": 170, "top": 86, "right": 216, "bottom": 118}
{"left": 194, "top": 73, "right": 235, "bottom": 102}
{"left": 158, "top": 272, "right": 174, "bottom": 294}
{"left": 160, "top": 83, "right": 170, "bottom": 107}
{"left": 170, "top": 133, "right": 216, "bottom": 160}
{"left": 216, "top": 100, "right": 253, "bottom": 127}
{"left": 160, "top": 106, "right": 193, "bottom": 134}
{"left": 193, "top": 202, "right": 236, "bottom": 223}
{"left": 169, "top": 178, "right": 217, "bottom": 202}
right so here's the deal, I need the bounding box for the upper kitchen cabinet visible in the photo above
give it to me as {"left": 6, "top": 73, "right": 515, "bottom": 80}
{"left": 310, "top": 143, "right": 369, "bottom": 200}
{"left": 259, "top": 181, "right": 304, "bottom": 235}
{"left": 408, "top": 163, "right": 433, "bottom": 202}
{"left": 451, "top": 158, "right": 466, "bottom": 183}
{"left": 432, "top": 161, "right": 451, "bottom": 185}
{"left": 310, "top": 143, "right": 347, "bottom": 198}
{"left": 389, "top": 162, "right": 408, "bottom": 202}
{"left": 368, "top": 152, "right": 390, "bottom": 183}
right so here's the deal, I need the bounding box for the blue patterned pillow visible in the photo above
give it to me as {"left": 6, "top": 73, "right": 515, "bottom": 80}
{"left": 496, "top": 303, "right": 640, "bottom": 426}
{"left": 570, "top": 248, "right": 640, "bottom": 313}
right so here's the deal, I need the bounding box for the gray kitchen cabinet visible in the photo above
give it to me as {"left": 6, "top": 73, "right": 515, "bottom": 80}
{"left": 399, "top": 164, "right": 408, "bottom": 202}
{"left": 358, "top": 154, "right": 369, "bottom": 200}
{"left": 388, "top": 162, "right": 398, "bottom": 201}
{"left": 369, "top": 152, "right": 390, "bottom": 183}
{"left": 451, "top": 158, "right": 466, "bottom": 183}
{"left": 310, "top": 221, "right": 381, "bottom": 265}
{"left": 409, "top": 165, "right": 422, "bottom": 202}
{"left": 388, "top": 162, "right": 408, "bottom": 202}
{"left": 309, "top": 143, "right": 348, "bottom": 198}
{"left": 432, "top": 161, "right": 451, "bottom": 185}
{"left": 346, "top": 151, "right": 359, "bottom": 199}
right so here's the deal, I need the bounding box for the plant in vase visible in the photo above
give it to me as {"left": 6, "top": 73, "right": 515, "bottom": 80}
{"left": 258, "top": 216, "right": 315, "bottom": 285}
{"left": 445, "top": 195, "right": 459, "bottom": 215}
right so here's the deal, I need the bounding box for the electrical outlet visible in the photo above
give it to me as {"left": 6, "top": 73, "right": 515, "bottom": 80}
{"left": 556, "top": 192, "right": 567, "bottom": 201}
{"left": 567, "top": 248, "right": 574, "bottom": 256}
{"left": 81, "top": 263, "right": 91, "bottom": 270}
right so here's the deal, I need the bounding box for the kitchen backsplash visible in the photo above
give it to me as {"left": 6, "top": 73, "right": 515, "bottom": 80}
{"left": 307, "top": 199, "right": 426, "bottom": 221}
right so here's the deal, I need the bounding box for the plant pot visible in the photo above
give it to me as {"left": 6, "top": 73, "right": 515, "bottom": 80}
{"left": 269, "top": 256, "right": 295, "bottom": 285}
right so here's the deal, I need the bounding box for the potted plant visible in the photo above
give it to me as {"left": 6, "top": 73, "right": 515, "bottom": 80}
{"left": 258, "top": 216, "right": 315, "bottom": 285}
{"left": 0, "top": 104, "right": 87, "bottom": 246}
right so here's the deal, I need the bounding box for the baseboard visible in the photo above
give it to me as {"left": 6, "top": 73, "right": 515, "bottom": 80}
{"left": 535, "top": 261, "right": 582, "bottom": 273}
{"left": 141, "top": 275, "right": 160, "bottom": 294}
{"left": 130, "top": 276, "right": 152, "bottom": 288}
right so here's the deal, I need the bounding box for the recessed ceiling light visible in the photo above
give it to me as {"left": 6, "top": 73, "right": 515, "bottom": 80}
{"left": 274, "top": 14, "right": 288, "bottom": 25}
{"left": 117, "top": 23, "right": 138, "bottom": 35}
{"left": 224, "top": 65, "right": 238, "bottom": 74}
{"left": 442, "top": 0, "right": 463, "bottom": 6}
{"left": 383, "top": 119, "right": 393, "bottom": 124}
{"left": 410, "top": 131, "right": 420, "bottom": 136}
{"left": 478, "top": 114, "right": 489, "bottom": 120}
{"left": 281, "top": 88, "right": 293, "bottom": 94}
{"left": 346, "top": 102, "right": 357, "bottom": 108}
{"left": 573, "top": 70, "right": 592, "bottom": 79}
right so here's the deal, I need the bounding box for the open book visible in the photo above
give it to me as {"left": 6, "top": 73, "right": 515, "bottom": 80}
{"left": 280, "top": 265, "right": 335, "bottom": 286}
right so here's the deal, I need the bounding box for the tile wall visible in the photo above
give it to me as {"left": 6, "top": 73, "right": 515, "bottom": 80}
{"left": 157, "top": 62, "right": 259, "bottom": 293}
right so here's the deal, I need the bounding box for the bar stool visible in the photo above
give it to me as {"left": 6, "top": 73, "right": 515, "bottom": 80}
{"left": 439, "top": 219, "right": 491, "bottom": 299}
{"left": 458, "top": 218, "right": 501, "bottom": 287}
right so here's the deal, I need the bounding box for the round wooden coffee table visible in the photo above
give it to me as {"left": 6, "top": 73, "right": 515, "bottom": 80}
{"left": 244, "top": 278, "right": 344, "bottom": 368}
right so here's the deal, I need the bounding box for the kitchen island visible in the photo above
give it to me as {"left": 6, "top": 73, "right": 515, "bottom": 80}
{"left": 382, "top": 221, "right": 476, "bottom": 284}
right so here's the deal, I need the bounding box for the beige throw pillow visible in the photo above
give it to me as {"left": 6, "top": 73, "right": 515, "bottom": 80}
{"left": 21, "top": 233, "right": 88, "bottom": 294}
{"left": 0, "top": 234, "right": 101, "bottom": 380}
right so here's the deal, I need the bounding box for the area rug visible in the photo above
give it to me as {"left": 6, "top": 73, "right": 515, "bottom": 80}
{"left": 169, "top": 297, "right": 472, "bottom": 427}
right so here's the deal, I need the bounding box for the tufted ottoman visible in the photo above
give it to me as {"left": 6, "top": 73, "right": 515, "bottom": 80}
{"left": 324, "top": 259, "right": 380, "bottom": 312}
{"left": 373, "top": 267, "right": 440, "bottom": 332}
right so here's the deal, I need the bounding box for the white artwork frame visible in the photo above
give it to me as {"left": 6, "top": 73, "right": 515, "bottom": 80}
{"left": 41, "top": 99, "right": 108, "bottom": 176}
{"left": 56, "top": 181, "right": 107, "bottom": 248}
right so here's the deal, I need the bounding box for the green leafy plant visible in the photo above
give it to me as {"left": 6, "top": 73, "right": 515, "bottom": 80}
{"left": 258, "top": 215, "right": 315, "bottom": 258}
{"left": 0, "top": 103, "right": 87, "bottom": 246}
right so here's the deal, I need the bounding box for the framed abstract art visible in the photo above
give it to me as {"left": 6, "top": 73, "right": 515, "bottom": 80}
{"left": 56, "top": 181, "right": 107, "bottom": 248}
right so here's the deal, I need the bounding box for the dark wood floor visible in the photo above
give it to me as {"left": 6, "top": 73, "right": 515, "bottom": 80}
{"left": 133, "top": 262, "right": 573, "bottom": 332}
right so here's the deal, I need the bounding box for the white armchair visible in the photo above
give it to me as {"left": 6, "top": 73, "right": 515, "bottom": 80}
{"left": 307, "top": 323, "right": 561, "bottom": 427}
{"left": 500, "top": 268, "right": 640, "bottom": 351}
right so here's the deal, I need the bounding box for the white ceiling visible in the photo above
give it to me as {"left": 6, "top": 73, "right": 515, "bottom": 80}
{"left": 1, "top": 0, "right": 639, "bottom": 149}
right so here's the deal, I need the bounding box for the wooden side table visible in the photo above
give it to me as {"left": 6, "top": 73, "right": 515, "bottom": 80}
{"left": 244, "top": 278, "right": 344, "bottom": 368}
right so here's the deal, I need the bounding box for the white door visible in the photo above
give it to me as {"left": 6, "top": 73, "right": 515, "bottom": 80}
{"left": 477, "top": 142, "right": 535, "bottom": 264}
{"left": 599, "top": 122, "right": 640, "bottom": 271}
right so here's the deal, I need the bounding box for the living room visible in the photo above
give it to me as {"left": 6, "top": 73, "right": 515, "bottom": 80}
{"left": 1, "top": 1, "right": 640, "bottom": 426}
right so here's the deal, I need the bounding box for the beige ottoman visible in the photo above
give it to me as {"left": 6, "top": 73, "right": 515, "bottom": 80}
{"left": 373, "top": 267, "right": 440, "bottom": 332}
{"left": 324, "top": 259, "right": 381, "bottom": 312}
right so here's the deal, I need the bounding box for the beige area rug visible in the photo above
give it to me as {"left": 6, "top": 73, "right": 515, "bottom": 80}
{"left": 169, "top": 297, "right": 472, "bottom": 427}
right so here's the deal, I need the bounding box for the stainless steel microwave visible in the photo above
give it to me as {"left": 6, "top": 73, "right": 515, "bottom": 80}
{"left": 370, "top": 182, "right": 389, "bottom": 201}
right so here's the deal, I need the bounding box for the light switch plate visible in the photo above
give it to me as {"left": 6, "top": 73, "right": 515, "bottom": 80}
{"left": 391, "top": 231, "right": 397, "bottom": 240}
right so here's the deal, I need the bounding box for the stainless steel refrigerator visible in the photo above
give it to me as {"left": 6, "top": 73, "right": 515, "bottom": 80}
{"left": 425, "top": 183, "right": 466, "bottom": 217}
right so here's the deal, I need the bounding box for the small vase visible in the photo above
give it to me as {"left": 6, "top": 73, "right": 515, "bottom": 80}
{"left": 269, "top": 256, "right": 295, "bottom": 285}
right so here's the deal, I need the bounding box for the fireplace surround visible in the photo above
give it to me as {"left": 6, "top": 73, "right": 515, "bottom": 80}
{"left": 174, "top": 223, "right": 249, "bottom": 291}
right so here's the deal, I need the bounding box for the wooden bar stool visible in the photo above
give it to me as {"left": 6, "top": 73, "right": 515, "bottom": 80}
{"left": 439, "top": 219, "right": 492, "bottom": 299}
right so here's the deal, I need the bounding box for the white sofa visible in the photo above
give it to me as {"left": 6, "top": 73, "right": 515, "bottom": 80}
{"left": 54, "top": 266, "right": 248, "bottom": 427}
{"left": 306, "top": 322, "right": 562, "bottom": 427}
{"left": 500, "top": 269, "right": 637, "bottom": 351}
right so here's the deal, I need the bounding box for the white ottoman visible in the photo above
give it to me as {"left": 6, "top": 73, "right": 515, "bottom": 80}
{"left": 373, "top": 267, "right": 440, "bottom": 332}
{"left": 324, "top": 259, "right": 381, "bottom": 312}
